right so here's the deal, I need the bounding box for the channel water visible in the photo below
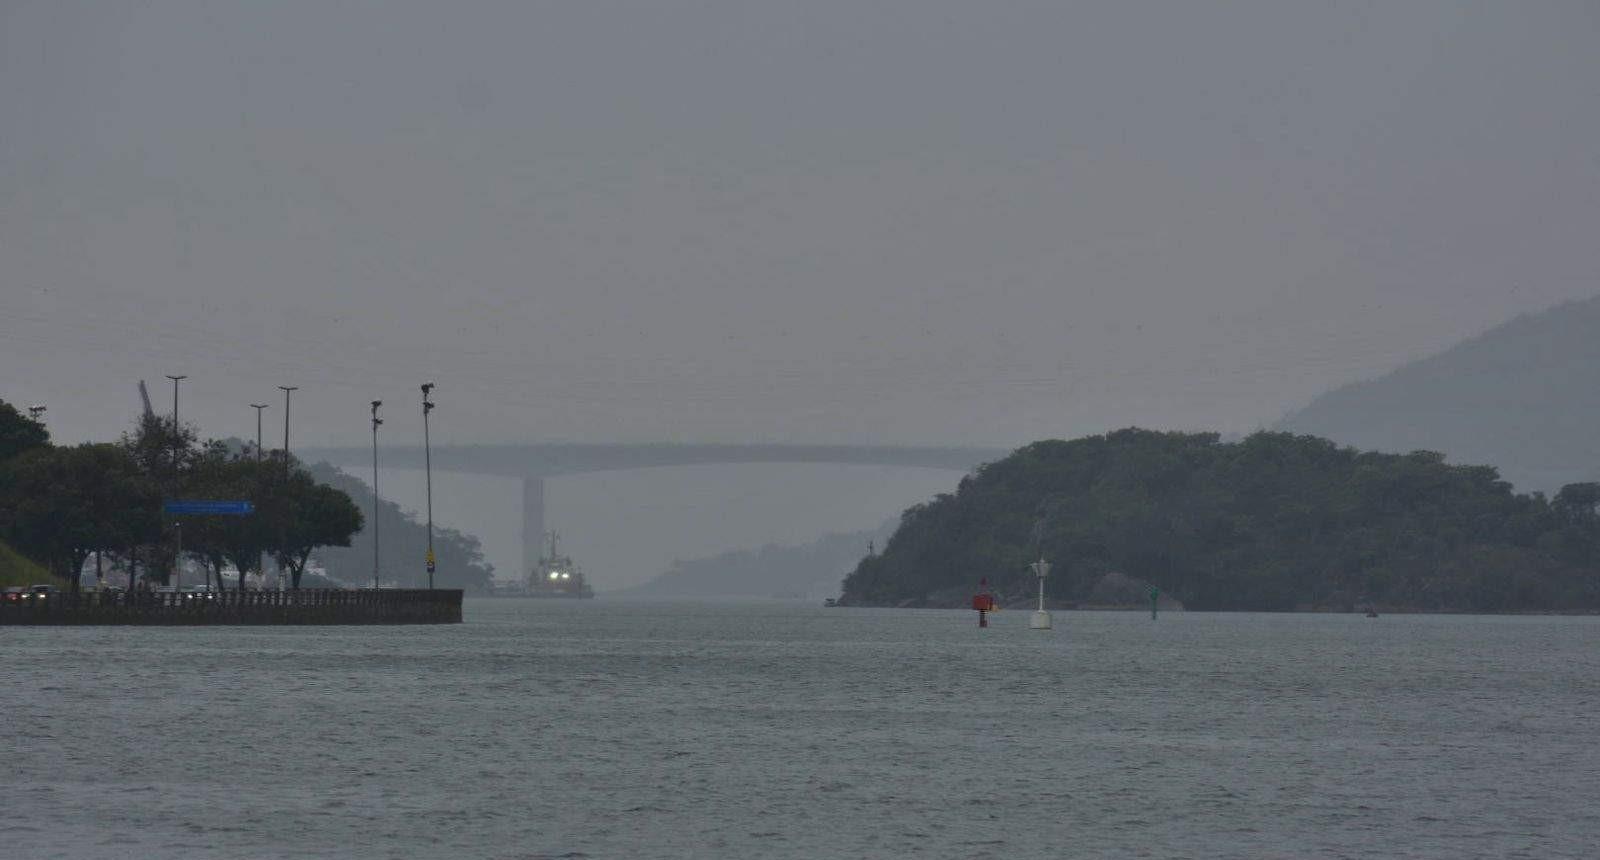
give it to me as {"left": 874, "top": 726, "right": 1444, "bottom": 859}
{"left": 3, "top": 600, "right": 1598, "bottom": 858}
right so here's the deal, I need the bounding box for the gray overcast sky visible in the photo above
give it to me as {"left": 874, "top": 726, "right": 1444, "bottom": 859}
{"left": 3, "top": 1, "right": 1598, "bottom": 451}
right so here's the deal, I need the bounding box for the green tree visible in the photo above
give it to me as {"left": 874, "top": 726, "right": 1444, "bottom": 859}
{"left": 179, "top": 444, "right": 275, "bottom": 590}
{"left": 273, "top": 472, "right": 364, "bottom": 589}
{"left": 117, "top": 413, "right": 203, "bottom": 585}
{"left": 0, "top": 398, "right": 50, "bottom": 463}
{"left": 120, "top": 412, "right": 199, "bottom": 478}
{"left": 1553, "top": 483, "right": 1600, "bottom": 523}
{"left": 0, "top": 444, "right": 161, "bottom": 593}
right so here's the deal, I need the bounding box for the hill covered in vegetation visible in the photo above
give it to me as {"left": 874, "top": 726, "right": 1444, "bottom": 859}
{"left": 1279, "top": 297, "right": 1600, "bottom": 492}
{"left": 0, "top": 539, "right": 52, "bottom": 588}
{"left": 840, "top": 429, "right": 1600, "bottom": 613}
{"left": 305, "top": 462, "right": 495, "bottom": 592}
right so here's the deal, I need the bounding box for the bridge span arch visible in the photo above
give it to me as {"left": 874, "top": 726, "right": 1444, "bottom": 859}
{"left": 301, "top": 443, "right": 1007, "bottom": 577}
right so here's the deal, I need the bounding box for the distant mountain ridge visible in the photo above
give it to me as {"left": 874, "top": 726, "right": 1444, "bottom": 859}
{"left": 1279, "top": 296, "right": 1600, "bottom": 491}
{"left": 611, "top": 521, "right": 897, "bottom": 600}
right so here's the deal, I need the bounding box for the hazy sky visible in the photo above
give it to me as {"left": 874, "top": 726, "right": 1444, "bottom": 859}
{"left": 4, "top": 1, "right": 1597, "bottom": 450}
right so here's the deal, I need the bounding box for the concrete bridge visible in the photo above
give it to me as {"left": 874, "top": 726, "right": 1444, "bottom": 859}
{"left": 301, "top": 443, "right": 1008, "bottom": 574}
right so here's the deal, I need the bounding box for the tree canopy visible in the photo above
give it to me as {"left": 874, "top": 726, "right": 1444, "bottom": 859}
{"left": 0, "top": 443, "right": 160, "bottom": 589}
{"left": 841, "top": 429, "right": 1600, "bottom": 612}
{"left": 0, "top": 398, "right": 50, "bottom": 464}
{"left": 0, "top": 404, "right": 366, "bottom": 590}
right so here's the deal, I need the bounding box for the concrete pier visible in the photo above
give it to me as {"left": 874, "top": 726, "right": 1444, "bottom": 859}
{"left": 0, "top": 589, "right": 463, "bottom": 626}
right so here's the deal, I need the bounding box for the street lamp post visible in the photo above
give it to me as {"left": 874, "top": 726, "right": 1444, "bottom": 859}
{"left": 370, "top": 400, "right": 383, "bottom": 590}
{"left": 421, "top": 383, "right": 435, "bottom": 589}
{"left": 250, "top": 404, "right": 270, "bottom": 463}
{"left": 165, "top": 374, "right": 187, "bottom": 468}
{"left": 277, "top": 386, "right": 297, "bottom": 591}
{"left": 277, "top": 386, "right": 298, "bottom": 473}
{"left": 165, "top": 375, "right": 186, "bottom": 588}
{"left": 251, "top": 403, "right": 269, "bottom": 591}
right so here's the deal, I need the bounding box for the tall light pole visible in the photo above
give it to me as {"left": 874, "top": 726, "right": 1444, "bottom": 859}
{"left": 370, "top": 400, "right": 383, "bottom": 590}
{"left": 250, "top": 404, "right": 269, "bottom": 463}
{"left": 26, "top": 404, "right": 45, "bottom": 423}
{"left": 277, "top": 386, "right": 298, "bottom": 474}
{"left": 251, "top": 403, "right": 269, "bottom": 591}
{"left": 421, "top": 383, "right": 435, "bottom": 589}
{"left": 165, "top": 375, "right": 187, "bottom": 467}
{"left": 276, "top": 386, "right": 296, "bottom": 591}
{"left": 165, "top": 375, "right": 186, "bottom": 588}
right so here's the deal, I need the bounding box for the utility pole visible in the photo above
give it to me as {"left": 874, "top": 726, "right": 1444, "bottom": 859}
{"left": 276, "top": 386, "right": 296, "bottom": 591}
{"left": 371, "top": 400, "right": 383, "bottom": 590}
{"left": 251, "top": 403, "right": 269, "bottom": 590}
{"left": 421, "top": 383, "right": 436, "bottom": 589}
{"left": 165, "top": 375, "right": 186, "bottom": 588}
{"left": 26, "top": 404, "right": 45, "bottom": 423}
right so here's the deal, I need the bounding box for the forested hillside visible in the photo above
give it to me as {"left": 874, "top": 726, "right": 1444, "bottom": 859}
{"left": 841, "top": 429, "right": 1600, "bottom": 612}
{"left": 306, "top": 462, "right": 495, "bottom": 592}
{"left": 1280, "top": 297, "right": 1600, "bottom": 491}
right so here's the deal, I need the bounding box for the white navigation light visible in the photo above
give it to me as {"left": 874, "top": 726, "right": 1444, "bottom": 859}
{"left": 1030, "top": 557, "right": 1053, "bottom": 630}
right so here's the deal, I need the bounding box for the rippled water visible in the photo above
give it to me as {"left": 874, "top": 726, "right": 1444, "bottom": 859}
{"left": 3, "top": 601, "right": 1598, "bottom": 859}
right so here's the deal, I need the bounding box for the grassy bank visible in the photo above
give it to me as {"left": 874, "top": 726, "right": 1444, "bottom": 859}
{"left": 0, "top": 540, "right": 51, "bottom": 588}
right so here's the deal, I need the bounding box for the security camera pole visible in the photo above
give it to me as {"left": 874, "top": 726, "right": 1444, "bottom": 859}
{"left": 371, "top": 400, "right": 383, "bottom": 589}
{"left": 251, "top": 403, "right": 269, "bottom": 589}
{"left": 421, "top": 383, "right": 436, "bottom": 589}
{"left": 166, "top": 375, "right": 187, "bottom": 588}
{"left": 276, "top": 386, "right": 297, "bottom": 590}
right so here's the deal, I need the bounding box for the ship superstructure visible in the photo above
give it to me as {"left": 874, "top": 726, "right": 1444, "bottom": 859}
{"left": 519, "top": 532, "right": 594, "bottom": 598}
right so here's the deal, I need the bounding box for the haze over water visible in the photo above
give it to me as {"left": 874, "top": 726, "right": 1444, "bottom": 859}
{"left": 5, "top": 601, "right": 1597, "bottom": 859}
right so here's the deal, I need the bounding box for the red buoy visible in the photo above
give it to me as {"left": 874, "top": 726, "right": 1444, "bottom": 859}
{"left": 973, "top": 578, "right": 995, "bottom": 627}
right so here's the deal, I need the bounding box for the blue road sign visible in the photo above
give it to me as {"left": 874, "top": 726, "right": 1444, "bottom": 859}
{"left": 163, "top": 500, "right": 254, "bottom": 515}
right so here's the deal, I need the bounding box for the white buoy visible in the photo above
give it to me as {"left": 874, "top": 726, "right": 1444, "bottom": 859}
{"left": 1029, "top": 558, "right": 1052, "bottom": 629}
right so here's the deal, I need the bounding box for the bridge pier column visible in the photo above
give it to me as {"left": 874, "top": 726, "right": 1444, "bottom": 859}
{"left": 522, "top": 476, "right": 545, "bottom": 576}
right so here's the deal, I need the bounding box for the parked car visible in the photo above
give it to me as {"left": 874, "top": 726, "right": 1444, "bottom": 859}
{"left": 2, "top": 587, "right": 26, "bottom": 604}
{"left": 28, "top": 584, "right": 60, "bottom": 601}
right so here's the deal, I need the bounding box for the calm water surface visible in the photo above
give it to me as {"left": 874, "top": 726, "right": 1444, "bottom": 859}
{"left": 3, "top": 600, "right": 1598, "bottom": 859}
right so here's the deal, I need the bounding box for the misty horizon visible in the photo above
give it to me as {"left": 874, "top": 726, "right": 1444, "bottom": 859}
{"left": 5, "top": 2, "right": 1597, "bottom": 452}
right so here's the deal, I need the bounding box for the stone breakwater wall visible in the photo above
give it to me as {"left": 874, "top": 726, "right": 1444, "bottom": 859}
{"left": 0, "top": 589, "right": 463, "bottom": 625}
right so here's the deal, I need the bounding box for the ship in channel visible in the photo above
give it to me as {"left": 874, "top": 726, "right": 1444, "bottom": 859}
{"left": 493, "top": 532, "right": 595, "bottom": 598}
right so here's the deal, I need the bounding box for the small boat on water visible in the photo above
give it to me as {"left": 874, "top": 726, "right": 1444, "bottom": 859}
{"left": 492, "top": 532, "right": 595, "bottom": 599}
